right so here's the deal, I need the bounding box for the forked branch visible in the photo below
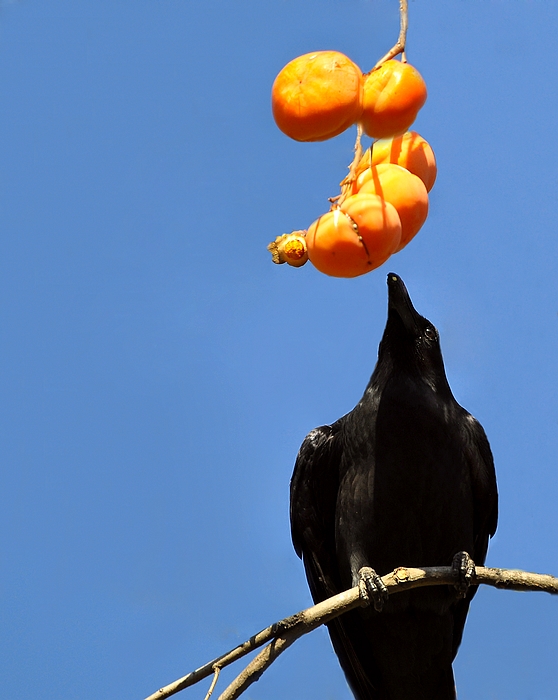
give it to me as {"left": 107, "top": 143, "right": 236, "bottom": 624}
{"left": 144, "top": 564, "right": 558, "bottom": 700}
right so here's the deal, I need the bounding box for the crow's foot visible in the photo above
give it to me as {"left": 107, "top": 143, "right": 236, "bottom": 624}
{"left": 358, "top": 567, "right": 389, "bottom": 612}
{"left": 452, "top": 551, "right": 476, "bottom": 598}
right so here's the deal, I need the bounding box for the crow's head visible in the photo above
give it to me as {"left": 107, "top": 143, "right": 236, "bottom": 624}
{"left": 377, "top": 273, "right": 449, "bottom": 390}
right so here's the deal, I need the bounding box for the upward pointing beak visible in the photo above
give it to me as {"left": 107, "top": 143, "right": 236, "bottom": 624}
{"left": 386, "top": 273, "right": 422, "bottom": 333}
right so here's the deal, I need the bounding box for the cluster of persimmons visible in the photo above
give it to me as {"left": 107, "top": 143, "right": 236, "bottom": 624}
{"left": 267, "top": 50, "right": 437, "bottom": 278}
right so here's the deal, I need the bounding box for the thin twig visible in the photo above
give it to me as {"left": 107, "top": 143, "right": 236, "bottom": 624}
{"left": 372, "top": 0, "right": 409, "bottom": 70}
{"left": 203, "top": 666, "right": 221, "bottom": 700}
{"left": 142, "top": 617, "right": 298, "bottom": 700}
{"left": 145, "top": 564, "right": 558, "bottom": 700}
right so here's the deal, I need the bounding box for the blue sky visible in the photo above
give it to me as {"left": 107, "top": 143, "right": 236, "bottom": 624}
{"left": 0, "top": 1, "right": 557, "bottom": 698}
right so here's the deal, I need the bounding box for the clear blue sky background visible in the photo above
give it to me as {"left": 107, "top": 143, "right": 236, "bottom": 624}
{"left": 1, "top": 1, "right": 557, "bottom": 698}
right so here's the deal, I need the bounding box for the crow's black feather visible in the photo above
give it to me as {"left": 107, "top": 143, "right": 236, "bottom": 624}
{"left": 290, "top": 274, "right": 498, "bottom": 700}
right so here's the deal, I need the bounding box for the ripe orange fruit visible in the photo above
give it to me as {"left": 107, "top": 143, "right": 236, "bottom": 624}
{"left": 355, "top": 131, "right": 437, "bottom": 192}
{"left": 358, "top": 164, "right": 428, "bottom": 251}
{"left": 360, "top": 60, "right": 427, "bottom": 139}
{"left": 306, "top": 193, "right": 401, "bottom": 278}
{"left": 271, "top": 51, "right": 363, "bottom": 142}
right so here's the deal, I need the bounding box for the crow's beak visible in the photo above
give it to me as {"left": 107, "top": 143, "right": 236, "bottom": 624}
{"left": 386, "top": 273, "right": 422, "bottom": 333}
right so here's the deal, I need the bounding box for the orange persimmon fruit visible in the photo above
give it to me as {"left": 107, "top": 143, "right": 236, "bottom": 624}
{"left": 271, "top": 51, "right": 363, "bottom": 142}
{"left": 355, "top": 131, "right": 437, "bottom": 192}
{"left": 360, "top": 60, "right": 427, "bottom": 139}
{"left": 306, "top": 193, "right": 401, "bottom": 278}
{"left": 358, "top": 164, "right": 428, "bottom": 252}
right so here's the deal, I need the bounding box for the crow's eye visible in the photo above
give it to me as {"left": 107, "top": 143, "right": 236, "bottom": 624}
{"left": 424, "top": 327, "right": 436, "bottom": 341}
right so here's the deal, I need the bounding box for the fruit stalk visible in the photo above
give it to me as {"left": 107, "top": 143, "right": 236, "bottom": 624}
{"left": 373, "top": 0, "right": 409, "bottom": 69}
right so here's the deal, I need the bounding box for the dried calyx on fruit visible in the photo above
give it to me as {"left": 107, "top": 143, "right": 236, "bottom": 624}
{"left": 268, "top": 231, "right": 308, "bottom": 267}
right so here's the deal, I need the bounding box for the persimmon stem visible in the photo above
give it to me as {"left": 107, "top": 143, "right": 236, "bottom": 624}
{"left": 339, "top": 0, "right": 408, "bottom": 206}
{"left": 336, "top": 0, "right": 409, "bottom": 209}
{"left": 338, "top": 124, "right": 364, "bottom": 207}
{"left": 373, "top": 0, "right": 408, "bottom": 70}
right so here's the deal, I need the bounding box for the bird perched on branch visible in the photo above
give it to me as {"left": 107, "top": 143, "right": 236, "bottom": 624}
{"left": 290, "top": 273, "right": 498, "bottom": 700}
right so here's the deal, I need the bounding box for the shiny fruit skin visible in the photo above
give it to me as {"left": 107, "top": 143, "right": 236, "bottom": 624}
{"left": 360, "top": 60, "right": 427, "bottom": 139}
{"left": 306, "top": 193, "right": 401, "bottom": 278}
{"left": 272, "top": 51, "right": 363, "bottom": 142}
{"left": 356, "top": 131, "right": 437, "bottom": 192}
{"left": 358, "top": 164, "right": 428, "bottom": 251}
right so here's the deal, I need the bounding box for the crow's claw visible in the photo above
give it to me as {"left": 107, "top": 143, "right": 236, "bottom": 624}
{"left": 358, "top": 566, "right": 389, "bottom": 612}
{"left": 452, "top": 551, "right": 476, "bottom": 598}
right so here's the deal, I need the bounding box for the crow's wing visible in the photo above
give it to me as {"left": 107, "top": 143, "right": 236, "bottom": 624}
{"left": 451, "top": 410, "right": 498, "bottom": 659}
{"left": 290, "top": 424, "right": 342, "bottom": 602}
{"left": 290, "top": 424, "right": 379, "bottom": 699}
{"left": 462, "top": 412, "right": 498, "bottom": 562}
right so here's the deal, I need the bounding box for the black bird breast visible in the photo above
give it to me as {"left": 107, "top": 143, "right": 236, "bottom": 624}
{"left": 335, "top": 376, "right": 477, "bottom": 595}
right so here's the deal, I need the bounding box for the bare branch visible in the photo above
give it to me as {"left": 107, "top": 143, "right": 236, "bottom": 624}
{"left": 142, "top": 619, "right": 295, "bottom": 700}
{"left": 217, "top": 634, "right": 297, "bottom": 700}
{"left": 145, "top": 564, "right": 558, "bottom": 700}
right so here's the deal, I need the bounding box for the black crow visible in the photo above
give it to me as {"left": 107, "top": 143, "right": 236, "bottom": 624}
{"left": 290, "top": 273, "right": 498, "bottom": 700}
